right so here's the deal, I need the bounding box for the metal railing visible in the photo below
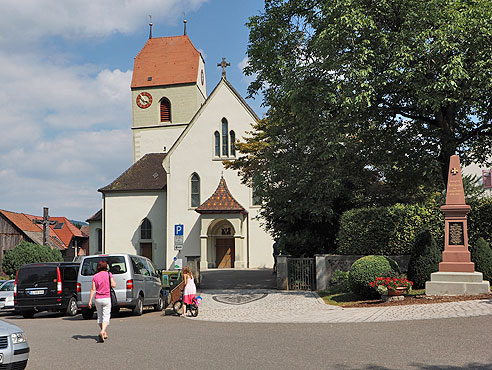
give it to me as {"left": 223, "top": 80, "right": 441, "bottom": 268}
{"left": 287, "top": 258, "right": 315, "bottom": 290}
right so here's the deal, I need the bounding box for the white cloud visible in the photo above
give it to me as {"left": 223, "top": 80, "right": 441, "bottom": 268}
{"left": 0, "top": 0, "right": 210, "bottom": 220}
{"left": 0, "top": 0, "right": 208, "bottom": 46}
{"left": 0, "top": 129, "right": 131, "bottom": 220}
{"left": 238, "top": 56, "right": 256, "bottom": 85}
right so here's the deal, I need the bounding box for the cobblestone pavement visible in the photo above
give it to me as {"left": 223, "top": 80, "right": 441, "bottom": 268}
{"left": 191, "top": 289, "right": 492, "bottom": 323}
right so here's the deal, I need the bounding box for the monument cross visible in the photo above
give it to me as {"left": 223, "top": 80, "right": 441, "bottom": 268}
{"left": 33, "top": 207, "right": 57, "bottom": 246}
{"left": 217, "top": 57, "right": 230, "bottom": 79}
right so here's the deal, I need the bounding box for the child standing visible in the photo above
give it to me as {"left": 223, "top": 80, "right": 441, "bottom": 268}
{"left": 182, "top": 266, "right": 196, "bottom": 317}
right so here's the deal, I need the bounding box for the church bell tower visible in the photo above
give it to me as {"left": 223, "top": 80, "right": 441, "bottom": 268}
{"left": 130, "top": 31, "right": 207, "bottom": 162}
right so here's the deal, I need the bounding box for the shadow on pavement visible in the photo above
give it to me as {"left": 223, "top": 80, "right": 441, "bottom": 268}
{"left": 200, "top": 269, "right": 276, "bottom": 290}
{"left": 72, "top": 334, "right": 100, "bottom": 342}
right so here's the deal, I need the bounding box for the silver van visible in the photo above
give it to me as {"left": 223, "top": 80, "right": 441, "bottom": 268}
{"left": 77, "top": 254, "right": 164, "bottom": 319}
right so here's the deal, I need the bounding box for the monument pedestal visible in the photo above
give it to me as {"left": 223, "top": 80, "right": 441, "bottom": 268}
{"left": 425, "top": 155, "right": 491, "bottom": 297}
{"left": 426, "top": 272, "right": 490, "bottom": 296}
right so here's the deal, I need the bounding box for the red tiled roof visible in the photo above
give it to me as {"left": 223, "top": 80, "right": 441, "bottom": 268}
{"left": 0, "top": 210, "right": 40, "bottom": 233}
{"left": 131, "top": 35, "right": 201, "bottom": 89}
{"left": 0, "top": 209, "right": 87, "bottom": 250}
{"left": 80, "top": 225, "right": 90, "bottom": 237}
{"left": 195, "top": 178, "right": 247, "bottom": 215}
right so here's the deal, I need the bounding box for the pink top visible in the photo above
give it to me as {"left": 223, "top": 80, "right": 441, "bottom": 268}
{"left": 92, "top": 271, "right": 113, "bottom": 299}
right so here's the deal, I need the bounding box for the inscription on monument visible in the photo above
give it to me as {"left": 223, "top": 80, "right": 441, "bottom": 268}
{"left": 449, "top": 222, "right": 464, "bottom": 245}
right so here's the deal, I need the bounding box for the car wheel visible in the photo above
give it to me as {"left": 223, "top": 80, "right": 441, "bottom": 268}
{"left": 154, "top": 294, "right": 164, "bottom": 312}
{"left": 81, "top": 308, "right": 94, "bottom": 320}
{"left": 132, "top": 296, "right": 143, "bottom": 316}
{"left": 65, "top": 297, "right": 78, "bottom": 316}
{"left": 21, "top": 310, "right": 35, "bottom": 319}
{"left": 111, "top": 306, "right": 120, "bottom": 316}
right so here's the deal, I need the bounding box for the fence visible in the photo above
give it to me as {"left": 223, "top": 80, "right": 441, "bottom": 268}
{"left": 287, "top": 257, "right": 315, "bottom": 290}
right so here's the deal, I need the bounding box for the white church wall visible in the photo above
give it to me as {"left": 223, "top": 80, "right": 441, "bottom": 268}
{"left": 133, "top": 125, "right": 185, "bottom": 162}
{"left": 104, "top": 191, "right": 167, "bottom": 269}
{"left": 166, "top": 81, "right": 274, "bottom": 269}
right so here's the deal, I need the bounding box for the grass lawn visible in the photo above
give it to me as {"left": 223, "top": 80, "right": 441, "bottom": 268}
{"left": 318, "top": 289, "right": 424, "bottom": 306}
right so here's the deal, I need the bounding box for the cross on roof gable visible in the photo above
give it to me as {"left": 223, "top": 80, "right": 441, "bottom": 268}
{"left": 195, "top": 177, "right": 247, "bottom": 215}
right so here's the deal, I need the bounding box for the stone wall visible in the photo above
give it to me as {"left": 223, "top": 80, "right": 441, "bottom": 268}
{"left": 276, "top": 254, "right": 411, "bottom": 290}
{"left": 315, "top": 254, "right": 411, "bottom": 291}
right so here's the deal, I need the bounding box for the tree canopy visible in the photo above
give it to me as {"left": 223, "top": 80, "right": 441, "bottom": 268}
{"left": 228, "top": 0, "right": 492, "bottom": 255}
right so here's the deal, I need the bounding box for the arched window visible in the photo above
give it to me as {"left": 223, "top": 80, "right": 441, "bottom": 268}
{"left": 191, "top": 173, "right": 200, "bottom": 207}
{"left": 230, "top": 130, "right": 236, "bottom": 156}
{"left": 214, "top": 131, "right": 220, "bottom": 157}
{"left": 140, "top": 218, "right": 152, "bottom": 239}
{"left": 160, "top": 98, "right": 171, "bottom": 122}
{"left": 222, "top": 118, "right": 229, "bottom": 156}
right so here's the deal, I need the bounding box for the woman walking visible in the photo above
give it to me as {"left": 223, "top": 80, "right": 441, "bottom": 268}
{"left": 181, "top": 266, "right": 196, "bottom": 317}
{"left": 88, "top": 260, "right": 116, "bottom": 342}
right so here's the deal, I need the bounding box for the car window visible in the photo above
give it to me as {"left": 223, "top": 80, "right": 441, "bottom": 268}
{"left": 63, "top": 267, "right": 78, "bottom": 281}
{"left": 142, "top": 258, "right": 156, "bottom": 277}
{"left": 131, "top": 257, "right": 150, "bottom": 276}
{"left": 81, "top": 256, "right": 127, "bottom": 276}
{"left": 18, "top": 267, "right": 57, "bottom": 285}
{"left": 0, "top": 281, "right": 13, "bottom": 291}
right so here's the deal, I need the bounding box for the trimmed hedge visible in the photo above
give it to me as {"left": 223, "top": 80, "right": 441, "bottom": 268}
{"left": 470, "top": 237, "right": 492, "bottom": 283}
{"left": 2, "top": 241, "right": 63, "bottom": 277}
{"left": 337, "top": 197, "right": 492, "bottom": 256}
{"left": 348, "top": 255, "right": 400, "bottom": 298}
{"left": 337, "top": 201, "right": 443, "bottom": 255}
{"left": 407, "top": 230, "right": 441, "bottom": 289}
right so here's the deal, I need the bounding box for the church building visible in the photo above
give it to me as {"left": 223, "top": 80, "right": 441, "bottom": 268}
{"left": 87, "top": 31, "right": 274, "bottom": 270}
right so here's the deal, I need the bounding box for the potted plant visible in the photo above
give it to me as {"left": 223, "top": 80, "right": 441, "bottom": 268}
{"left": 369, "top": 276, "right": 413, "bottom": 296}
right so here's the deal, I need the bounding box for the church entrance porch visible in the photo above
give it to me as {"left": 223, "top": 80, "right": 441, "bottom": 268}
{"left": 199, "top": 217, "right": 247, "bottom": 270}
{"left": 216, "top": 238, "right": 235, "bottom": 268}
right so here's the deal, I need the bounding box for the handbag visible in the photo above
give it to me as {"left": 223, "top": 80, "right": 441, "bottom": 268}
{"left": 108, "top": 271, "right": 117, "bottom": 307}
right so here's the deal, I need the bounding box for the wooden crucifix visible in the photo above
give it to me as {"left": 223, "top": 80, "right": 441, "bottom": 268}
{"left": 217, "top": 57, "right": 230, "bottom": 79}
{"left": 33, "top": 207, "right": 57, "bottom": 246}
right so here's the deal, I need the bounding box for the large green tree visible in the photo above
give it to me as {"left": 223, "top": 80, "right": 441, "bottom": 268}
{"left": 228, "top": 0, "right": 492, "bottom": 255}
{"left": 245, "top": 0, "right": 492, "bottom": 184}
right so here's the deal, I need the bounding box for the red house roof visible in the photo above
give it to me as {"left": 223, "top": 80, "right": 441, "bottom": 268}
{"left": 131, "top": 35, "right": 202, "bottom": 89}
{"left": 0, "top": 209, "right": 87, "bottom": 250}
{"left": 195, "top": 178, "right": 247, "bottom": 215}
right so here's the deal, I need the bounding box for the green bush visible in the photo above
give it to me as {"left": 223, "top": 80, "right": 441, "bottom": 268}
{"left": 348, "top": 255, "right": 400, "bottom": 298}
{"left": 470, "top": 237, "right": 492, "bottom": 283}
{"left": 2, "top": 241, "right": 63, "bottom": 277}
{"left": 337, "top": 201, "right": 443, "bottom": 256}
{"left": 328, "top": 270, "right": 349, "bottom": 294}
{"left": 468, "top": 198, "right": 492, "bottom": 247}
{"left": 407, "top": 230, "right": 441, "bottom": 289}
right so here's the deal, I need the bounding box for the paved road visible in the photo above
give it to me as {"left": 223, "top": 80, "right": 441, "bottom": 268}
{"left": 4, "top": 310, "right": 492, "bottom": 370}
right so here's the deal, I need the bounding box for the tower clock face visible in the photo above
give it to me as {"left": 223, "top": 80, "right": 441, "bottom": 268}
{"left": 136, "top": 92, "right": 152, "bottom": 109}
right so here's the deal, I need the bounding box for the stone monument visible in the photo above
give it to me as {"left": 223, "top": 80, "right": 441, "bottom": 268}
{"left": 426, "top": 155, "right": 490, "bottom": 295}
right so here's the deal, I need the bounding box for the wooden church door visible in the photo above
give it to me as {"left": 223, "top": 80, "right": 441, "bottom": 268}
{"left": 216, "top": 238, "right": 235, "bottom": 268}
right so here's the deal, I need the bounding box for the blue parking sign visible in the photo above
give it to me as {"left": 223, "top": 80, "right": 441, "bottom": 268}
{"left": 175, "top": 224, "right": 184, "bottom": 236}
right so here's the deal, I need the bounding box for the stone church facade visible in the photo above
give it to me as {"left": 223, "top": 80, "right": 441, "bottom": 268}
{"left": 88, "top": 34, "right": 274, "bottom": 270}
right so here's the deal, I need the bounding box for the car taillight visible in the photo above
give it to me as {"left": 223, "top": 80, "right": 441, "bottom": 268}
{"left": 14, "top": 270, "right": 18, "bottom": 297}
{"left": 76, "top": 283, "right": 81, "bottom": 293}
{"left": 56, "top": 267, "right": 62, "bottom": 294}
{"left": 126, "top": 279, "right": 133, "bottom": 290}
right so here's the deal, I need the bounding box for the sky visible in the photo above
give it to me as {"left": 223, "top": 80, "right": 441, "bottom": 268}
{"left": 0, "top": 0, "right": 266, "bottom": 222}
